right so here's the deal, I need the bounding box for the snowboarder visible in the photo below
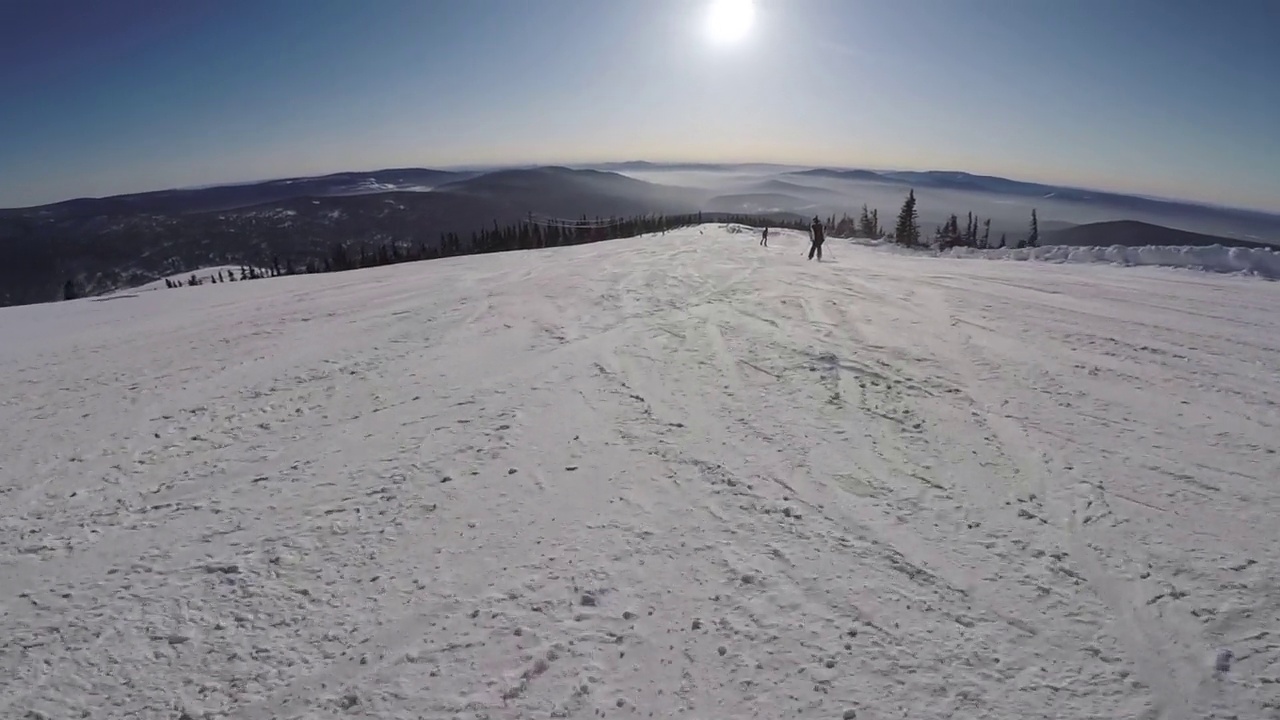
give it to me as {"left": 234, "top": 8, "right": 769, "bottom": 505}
{"left": 808, "top": 216, "right": 825, "bottom": 261}
{"left": 760, "top": 226, "right": 769, "bottom": 247}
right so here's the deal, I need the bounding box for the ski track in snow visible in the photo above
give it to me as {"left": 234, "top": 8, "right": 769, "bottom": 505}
{"left": 2, "top": 225, "right": 1278, "bottom": 719}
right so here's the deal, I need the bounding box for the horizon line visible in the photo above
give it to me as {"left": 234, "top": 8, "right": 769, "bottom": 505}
{"left": 6, "top": 160, "right": 1279, "bottom": 218}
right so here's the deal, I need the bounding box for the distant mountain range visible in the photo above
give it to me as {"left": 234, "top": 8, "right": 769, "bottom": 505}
{"left": 2, "top": 163, "right": 1277, "bottom": 307}
{"left": 1043, "top": 220, "right": 1275, "bottom": 250}
{"left": 0, "top": 167, "right": 714, "bottom": 306}
{"left": 19, "top": 168, "right": 471, "bottom": 217}
{"left": 781, "top": 167, "right": 1280, "bottom": 239}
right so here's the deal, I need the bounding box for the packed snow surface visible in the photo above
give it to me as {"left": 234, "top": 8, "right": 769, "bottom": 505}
{"left": 2, "top": 225, "right": 1278, "bottom": 720}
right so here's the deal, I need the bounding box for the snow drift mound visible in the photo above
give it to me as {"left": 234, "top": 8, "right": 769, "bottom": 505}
{"left": 940, "top": 243, "right": 1280, "bottom": 279}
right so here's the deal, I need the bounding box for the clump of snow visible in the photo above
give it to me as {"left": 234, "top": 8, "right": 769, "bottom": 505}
{"left": 1, "top": 224, "right": 1277, "bottom": 719}
{"left": 940, "top": 243, "right": 1280, "bottom": 279}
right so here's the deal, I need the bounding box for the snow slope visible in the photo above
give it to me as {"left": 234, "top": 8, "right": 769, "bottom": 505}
{"left": 2, "top": 226, "right": 1278, "bottom": 720}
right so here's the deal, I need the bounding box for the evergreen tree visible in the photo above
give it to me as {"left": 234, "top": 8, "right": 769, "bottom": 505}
{"left": 893, "top": 190, "right": 920, "bottom": 247}
{"left": 981, "top": 219, "right": 991, "bottom": 249}
{"left": 939, "top": 214, "right": 961, "bottom": 249}
{"left": 1027, "top": 208, "right": 1040, "bottom": 248}
{"left": 64, "top": 278, "right": 80, "bottom": 300}
{"left": 998, "top": 232, "right": 1007, "bottom": 249}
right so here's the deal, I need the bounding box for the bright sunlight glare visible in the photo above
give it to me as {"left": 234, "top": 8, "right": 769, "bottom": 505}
{"left": 705, "top": 0, "right": 755, "bottom": 45}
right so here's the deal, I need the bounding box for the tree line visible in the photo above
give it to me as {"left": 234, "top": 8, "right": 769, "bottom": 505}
{"left": 804, "top": 193, "right": 1041, "bottom": 252}
{"left": 79, "top": 197, "right": 1045, "bottom": 301}
{"left": 143, "top": 211, "right": 811, "bottom": 294}
{"left": 162, "top": 266, "right": 270, "bottom": 288}
{"left": 887, "top": 190, "right": 1040, "bottom": 251}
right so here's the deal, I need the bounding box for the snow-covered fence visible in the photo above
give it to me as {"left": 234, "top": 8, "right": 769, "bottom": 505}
{"left": 938, "top": 243, "right": 1280, "bottom": 280}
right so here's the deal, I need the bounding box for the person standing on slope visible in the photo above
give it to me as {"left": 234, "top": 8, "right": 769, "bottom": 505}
{"left": 760, "top": 226, "right": 769, "bottom": 247}
{"left": 808, "top": 216, "right": 825, "bottom": 261}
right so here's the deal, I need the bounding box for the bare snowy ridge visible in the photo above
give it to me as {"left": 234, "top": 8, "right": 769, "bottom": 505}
{"left": 940, "top": 242, "right": 1280, "bottom": 279}
{"left": 1, "top": 225, "right": 1277, "bottom": 720}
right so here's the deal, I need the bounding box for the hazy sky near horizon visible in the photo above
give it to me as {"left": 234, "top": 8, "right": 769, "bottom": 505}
{"left": 1, "top": 0, "right": 1277, "bottom": 211}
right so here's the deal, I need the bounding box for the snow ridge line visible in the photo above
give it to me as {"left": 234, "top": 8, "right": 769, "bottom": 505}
{"left": 934, "top": 243, "right": 1280, "bottom": 279}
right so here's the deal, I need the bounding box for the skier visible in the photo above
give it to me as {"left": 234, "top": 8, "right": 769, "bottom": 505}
{"left": 760, "top": 226, "right": 769, "bottom": 247}
{"left": 808, "top": 216, "right": 825, "bottom": 261}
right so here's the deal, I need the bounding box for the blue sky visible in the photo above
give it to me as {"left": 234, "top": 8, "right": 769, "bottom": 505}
{"left": 1, "top": 0, "right": 1277, "bottom": 211}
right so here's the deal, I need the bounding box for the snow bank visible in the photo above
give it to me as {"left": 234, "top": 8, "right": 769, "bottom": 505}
{"left": 940, "top": 243, "right": 1280, "bottom": 279}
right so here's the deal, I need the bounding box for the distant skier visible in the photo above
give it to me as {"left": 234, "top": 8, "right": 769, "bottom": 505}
{"left": 760, "top": 226, "right": 769, "bottom": 247}
{"left": 808, "top": 216, "right": 825, "bottom": 261}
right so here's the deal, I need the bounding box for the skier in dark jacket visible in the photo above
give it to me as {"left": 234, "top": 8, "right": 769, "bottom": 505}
{"left": 760, "top": 226, "right": 769, "bottom": 246}
{"left": 808, "top": 216, "right": 825, "bottom": 261}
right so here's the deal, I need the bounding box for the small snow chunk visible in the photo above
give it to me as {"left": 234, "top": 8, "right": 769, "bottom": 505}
{"left": 623, "top": 610, "right": 637, "bottom": 621}
{"left": 565, "top": 465, "right": 579, "bottom": 472}
{"left": 526, "top": 657, "right": 550, "bottom": 678}
{"left": 339, "top": 691, "right": 360, "bottom": 710}
{"left": 691, "top": 618, "right": 704, "bottom": 630}
{"left": 843, "top": 710, "right": 858, "bottom": 719}
{"left": 1215, "top": 648, "right": 1233, "bottom": 672}
{"left": 203, "top": 562, "right": 240, "bottom": 574}
{"left": 580, "top": 593, "right": 598, "bottom": 607}
{"left": 167, "top": 633, "right": 190, "bottom": 645}
{"left": 718, "top": 645, "right": 728, "bottom": 656}
{"left": 440, "top": 476, "right": 453, "bottom": 484}
{"left": 508, "top": 468, "right": 518, "bottom": 475}
{"left": 741, "top": 573, "right": 757, "bottom": 585}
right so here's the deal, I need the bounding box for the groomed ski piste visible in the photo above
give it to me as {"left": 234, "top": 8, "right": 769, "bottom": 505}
{"left": 2, "top": 224, "right": 1277, "bottom": 720}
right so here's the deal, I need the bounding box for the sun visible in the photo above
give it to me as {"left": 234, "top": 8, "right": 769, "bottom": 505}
{"left": 706, "top": 0, "right": 755, "bottom": 45}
